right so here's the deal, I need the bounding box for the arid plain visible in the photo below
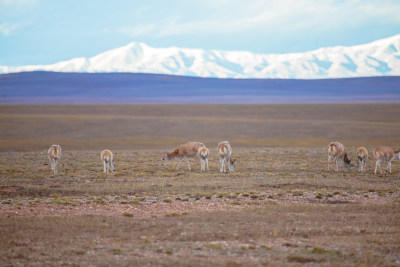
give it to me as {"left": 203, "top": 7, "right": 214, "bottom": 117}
{"left": 0, "top": 103, "right": 399, "bottom": 266}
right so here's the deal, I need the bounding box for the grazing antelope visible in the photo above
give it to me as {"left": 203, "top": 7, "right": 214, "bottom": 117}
{"left": 198, "top": 146, "right": 209, "bottom": 172}
{"left": 217, "top": 141, "right": 236, "bottom": 173}
{"left": 101, "top": 149, "right": 115, "bottom": 174}
{"left": 356, "top": 147, "right": 368, "bottom": 172}
{"left": 373, "top": 146, "right": 400, "bottom": 175}
{"left": 162, "top": 142, "right": 206, "bottom": 171}
{"left": 48, "top": 145, "right": 62, "bottom": 175}
{"left": 327, "top": 142, "right": 353, "bottom": 172}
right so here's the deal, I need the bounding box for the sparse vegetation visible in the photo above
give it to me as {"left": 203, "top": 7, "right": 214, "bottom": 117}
{"left": 0, "top": 104, "right": 399, "bottom": 266}
{"left": 0, "top": 103, "right": 399, "bottom": 151}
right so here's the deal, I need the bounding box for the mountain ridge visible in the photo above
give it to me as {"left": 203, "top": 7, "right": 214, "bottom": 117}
{"left": 1, "top": 34, "right": 400, "bottom": 79}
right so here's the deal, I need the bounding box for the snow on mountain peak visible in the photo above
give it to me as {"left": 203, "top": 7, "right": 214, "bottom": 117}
{"left": 1, "top": 34, "right": 400, "bottom": 79}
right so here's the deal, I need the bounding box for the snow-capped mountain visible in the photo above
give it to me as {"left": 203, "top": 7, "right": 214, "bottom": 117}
{"left": 1, "top": 34, "right": 400, "bottom": 79}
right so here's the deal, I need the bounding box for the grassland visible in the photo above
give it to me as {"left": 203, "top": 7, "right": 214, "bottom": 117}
{"left": 0, "top": 104, "right": 399, "bottom": 266}
{"left": 0, "top": 103, "right": 399, "bottom": 151}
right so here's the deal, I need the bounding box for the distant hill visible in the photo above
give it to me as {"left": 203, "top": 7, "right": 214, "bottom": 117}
{"left": 1, "top": 34, "right": 400, "bottom": 79}
{"left": 0, "top": 72, "right": 399, "bottom": 103}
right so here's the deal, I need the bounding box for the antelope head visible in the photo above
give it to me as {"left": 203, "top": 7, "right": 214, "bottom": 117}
{"left": 230, "top": 158, "right": 237, "bottom": 171}
{"left": 162, "top": 152, "right": 170, "bottom": 166}
{"left": 344, "top": 154, "right": 354, "bottom": 171}
{"left": 110, "top": 157, "right": 115, "bottom": 173}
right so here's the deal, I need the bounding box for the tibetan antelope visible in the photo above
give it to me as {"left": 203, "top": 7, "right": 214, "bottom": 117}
{"left": 198, "top": 146, "right": 209, "bottom": 172}
{"left": 373, "top": 146, "right": 400, "bottom": 175}
{"left": 217, "top": 141, "right": 236, "bottom": 173}
{"left": 48, "top": 145, "right": 62, "bottom": 175}
{"left": 327, "top": 142, "right": 353, "bottom": 172}
{"left": 101, "top": 149, "right": 115, "bottom": 174}
{"left": 162, "top": 142, "right": 206, "bottom": 171}
{"left": 356, "top": 147, "right": 368, "bottom": 172}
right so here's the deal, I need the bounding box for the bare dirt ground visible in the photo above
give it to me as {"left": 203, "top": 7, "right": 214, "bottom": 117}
{"left": 1, "top": 147, "right": 400, "bottom": 266}
{"left": 0, "top": 104, "right": 399, "bottom": 266}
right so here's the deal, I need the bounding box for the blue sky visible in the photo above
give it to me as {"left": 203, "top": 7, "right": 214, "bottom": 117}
{"left": 1, "top": 0, "right": 400, "bottom": 66}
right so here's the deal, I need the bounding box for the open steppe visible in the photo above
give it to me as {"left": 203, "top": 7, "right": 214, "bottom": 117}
{"left": 0, "top": 103, "right": 399, "bottom": 151}
{"left": 0, "top": 104, "right": 399, "bottom": 266}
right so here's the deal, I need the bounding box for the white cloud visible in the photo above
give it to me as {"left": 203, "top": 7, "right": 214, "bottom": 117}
{"left": 0, "top": 23, "right": 17, "bottom": 36}
{"left": 360, "top": 2, "right": 400, "bottom": 23}
{"left": 113, "top": 0, "right": 400, "bottom": 38}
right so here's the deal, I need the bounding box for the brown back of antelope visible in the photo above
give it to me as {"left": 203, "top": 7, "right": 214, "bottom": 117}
{"left": 101, "top": 149, "right": 113, "bottom": 162}
{"left": 163, "top": 142, "right": 206, "bottom": 171}
{"left": 373, "top": 146, "right": 395, "bottom": 161}
{"left": 165, "top": 142, "right": 205, "bottom": 161}
{"left": 217, "top": 141, "right": 232, "bottom": 158}
{"left": 48, "top": 145, "right": 62, "bottom": 160}
{"left": 373, "top": 146, "right": 400, "bottom": 174}
{"left": 328, "top": 142, "right": 345, "bottom": 158}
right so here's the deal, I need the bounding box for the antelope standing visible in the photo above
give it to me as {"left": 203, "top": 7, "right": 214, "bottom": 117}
{"left": 327, "top": 142, "right": 352, "bottom": 172}
{"left": 162, "top": 142, "right": 206, "bottom": 171}
{"left": 217, "top": 141, "right": 236, "bottom": 173}
{"left": 373, "top": 146, "right": 400, "bottom": 174}
{"left": 356, "top": 147, "right": 368, "bottom": 172}
{"left": 48, "top": 145, "right": 62, "bottom": 175}
{"left": 198, "top": 146, "right": 209, "bottom": 172}
{"left": 101, "top": 149, "right": 115, "bottom": 174}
